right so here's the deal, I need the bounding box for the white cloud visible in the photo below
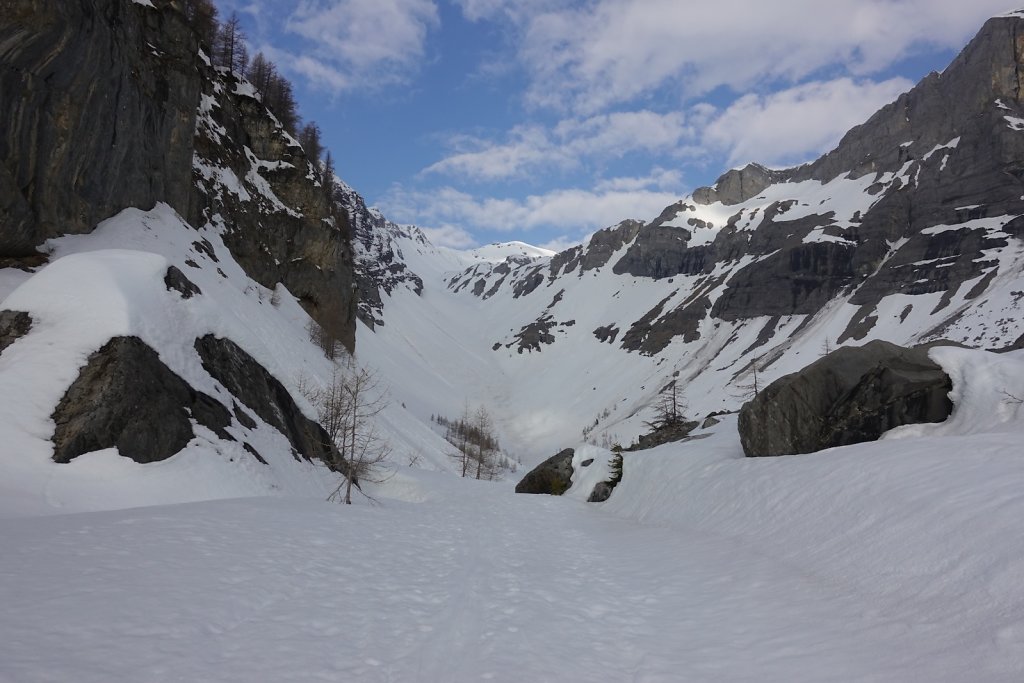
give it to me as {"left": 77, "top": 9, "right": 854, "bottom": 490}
{"left": 419, "top": 224, "right": 478, "bottom": 249}
{"left": 593, "top": 168, "right": 684, "bottom": 193}
{"left": 250, "top": 0, "right": 439, "bottom": 93}
{"left": 380, "top": 182, "right": 683, "bottom": 237}
{"left": 702, "top": 77, "right": 914, "bottom": 168}
{"left": 464, "top": 0, "right": 1010, "bottom": 112}
{"left": 424, "top": 125, "right": 574, "bottom": 180}
{"left": 425, "top": 111, "right": 693, "bottom": 181}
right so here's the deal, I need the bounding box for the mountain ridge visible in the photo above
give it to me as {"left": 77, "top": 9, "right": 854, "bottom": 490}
{"left": 351, "top": 10, "right": 1024, "bottom": 456}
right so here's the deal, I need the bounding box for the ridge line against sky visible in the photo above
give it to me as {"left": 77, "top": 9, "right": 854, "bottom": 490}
{"left": 220, "top": 0, "right": 1015, "bottom": 250}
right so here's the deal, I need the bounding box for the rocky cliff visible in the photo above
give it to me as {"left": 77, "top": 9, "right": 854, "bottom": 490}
{"left": 445, "top": 12, "right": 1024, "bottom": 357}
{"left": 0, "top": 0, "right": 360, "bottom": 491}
{"left": 0, "top": 0, "right": 200, "bottom": 256}
{"left": 0, "top": 0, "right": 356, "bottom": 350}
{"left": 336, "top": 181, "right": 425, "bottom": 329}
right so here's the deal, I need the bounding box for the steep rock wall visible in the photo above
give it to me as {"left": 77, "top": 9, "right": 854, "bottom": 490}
{"left": 0, "top": 0, "right": 200, "bottom": 256}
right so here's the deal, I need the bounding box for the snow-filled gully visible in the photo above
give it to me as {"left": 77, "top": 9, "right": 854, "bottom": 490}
{"left": 0, "top": 477, "right": 993, "bottom": 682}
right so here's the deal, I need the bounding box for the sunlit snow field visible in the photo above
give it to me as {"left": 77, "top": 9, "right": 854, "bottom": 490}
{"left": 2, "top": 207, "right": 1024, "bottom": 681}
{"left": 4, "top": 361, "right": 1024, "bottom": 681}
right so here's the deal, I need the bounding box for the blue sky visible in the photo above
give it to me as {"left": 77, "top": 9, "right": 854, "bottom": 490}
{"left": 222, "top": 0, "right": 1014, "bottom": 250}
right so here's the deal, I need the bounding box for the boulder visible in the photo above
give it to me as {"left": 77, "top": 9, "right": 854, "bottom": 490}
{"left": 51, "top": 336, "right": 233, "bottom": 464}
{"left": 738, "top": 340, "right": 954, "bottom": 457}
{"left": 515, "top": 448, "right": 575, "bottom": 495}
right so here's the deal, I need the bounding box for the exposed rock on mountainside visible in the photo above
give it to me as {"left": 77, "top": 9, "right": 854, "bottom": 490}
{"left": 0, "top": 0, "right": 363, "bottom": 476}
{"left": 195, "top": 335, "right": 342, "bottom": 467}
{"left": 1, "top": 0, "right": 357, "bottom": 350}
{"left": 515, "top": 448, "right": 575, "bottom": 495}
{"left": 192, "top": 64, "right": 356, "bottom": 352}
{"left": 692, "top": 163, "right": 782, "bottom": 206}
{"left": 51, "top": 336, "right": 234, "bottom": 464}
{"left": 337, "top": 182, "right": 426, "bottom": 328}
{"left": 0, "top": 310, "right": 32, "bottom": 356}
{"left": 0, "top": 0, "right": 200, "bottom": 256}
{"left": 446, "top": 13, "right": 1024, "bottom": 360}
{"left": 738, "top": 341, "right": 954, "bottom": 457}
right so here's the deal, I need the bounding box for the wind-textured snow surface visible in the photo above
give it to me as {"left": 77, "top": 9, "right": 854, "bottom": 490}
{"left": 1, "top": 348, "right": 1023, "bottom": 681}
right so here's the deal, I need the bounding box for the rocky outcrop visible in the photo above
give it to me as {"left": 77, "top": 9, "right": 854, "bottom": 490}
{"left": 192, "top": 71, "right": 357, "bottom": 352}
{"left": 738, "top": 341, "right": 955, "bottom": 457}
{"left": 51, "top": 336, "right": 233, "bottom": 464}
{"left": 340, "top": 183, "right": 426, "bottom": 329}
{"left": 580, "top": 220, "right": 643, "bottom": 272}
{"left": 797, "top": 15, "right": 1024, "bottom": 186}
{"left": 0, "top": 0, "right": 200, "bottom": 257}
{"left": 194, "top": 334, "right": 342, "bottom": 469}
{"left": 692, "top": 163, "right": 781, "bottom": 206}
{"left": 51, "top": 333, "right": 348, "bottom": 470}
{"left": 163, "top": 265, "right": 202, "bottom": 299}
{"left": 612, "top": 225, "right": 709, "bottom": 279}
{"left": 515, "top": 448, "right": 575, "bottom": 495}
{"left": 1, "top": 0, "right": 357, "bottom": 350}
{"left": 629, "top": 420, "right": 699, "bottom": 451}
{"left": 0, "top": 310, "right": 32, "bottom": 356}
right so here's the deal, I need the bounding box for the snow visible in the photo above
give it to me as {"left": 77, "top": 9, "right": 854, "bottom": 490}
{"left": 3, "top": 63, "right": 1024, "bottom": 678}
{"left": 468, "top": 241, "right": 555, "bottom": 262}
{"left": 0, "top": 204, "right": 459, "bottom": 516}
{"left": 563, "top": 443, "right": 616, "bottom": 501}
{"left": 1005, "top": 115, "right": 1024, "bottom": 131}
{"left": 130, "top": 0, "right": 154, "bottom": 7}
{"left": 4, "top": 347, "right": 1024, "bottom": 680}
{"left": 233, "top": 79, "right": 260, "bottom": 100}
{"left": 921, "top": 214, "right": 1014, "bottom": 235}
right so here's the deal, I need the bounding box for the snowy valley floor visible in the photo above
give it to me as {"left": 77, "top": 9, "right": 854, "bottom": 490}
{"left": 3, "top": 429, "right": 1023, "bottom": 683}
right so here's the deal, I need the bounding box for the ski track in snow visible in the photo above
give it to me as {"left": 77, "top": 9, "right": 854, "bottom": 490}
{"left": 1, "top": 474, "right": 1015, "bottom": 683}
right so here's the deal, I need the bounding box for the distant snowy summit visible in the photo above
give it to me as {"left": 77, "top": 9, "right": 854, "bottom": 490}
{"left": 467, "top": 242, "right": 556, "bottom": 263}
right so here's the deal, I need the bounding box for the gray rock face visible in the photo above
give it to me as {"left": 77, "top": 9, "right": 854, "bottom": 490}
{"left": 580, "top": 220, "right": 643, "bottom": 272}
{"left": 796, "top": 16, "right": 1024, "bottom": 186}
{"left": 454, "top": 14, "right": 1024, "bottom": 359}
{"left": 0, "top": 0, "right": 200, "bottom": 256}
{"left": 515, "top": 448, "right": 575, "bottom": 495}
{"left": 612, "top": 225, "right": 709, "bottom": 279}
{"left": 51, "top": 336, "right": 233, "bottom": 464}
{"left": 587, "top": 481, "right": 614, "bottom": 503}
{"left": 738, "top": 341, "right": 954, "bottom": 457}
{"left": 630, "top": 420, "right": 699, "bottom": 451}
{"left": 163, "top": 266, "right": 202, "bottom": 299}
{"left": 692, "top": 163, "right": 780, "bottom": 206}
{"left": 192, "top": 72, "right": 357, "bottom": 353}
{"left": 338, "top": 185, "right": 426, "bottom": 329}
{"left": 509, "top": 316, "right": 557, "bottom": 353}
{"left": 193, "top": 334, "right": 342, "bottom": 470}
{"left": 0, "top": 310, "right": 32, "bottom": 356}
{"left": 1, "top": 0, "right": 357, "bottom": 350}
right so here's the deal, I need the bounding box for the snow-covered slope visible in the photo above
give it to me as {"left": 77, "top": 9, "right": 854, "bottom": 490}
{"left": 3, "top": 346, "right": 1024, "bottom": 681}
{"left": 0, "top": 204, "right": 458, "bottom": 517}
